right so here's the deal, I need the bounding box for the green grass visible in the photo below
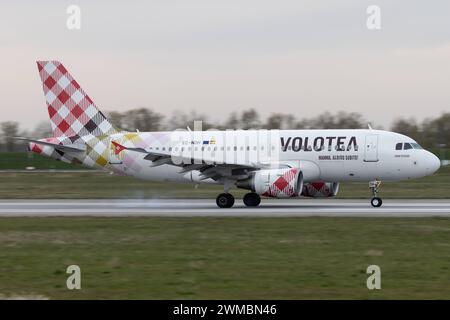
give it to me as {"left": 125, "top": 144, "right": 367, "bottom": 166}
{"left": 0, "top": 152, "right": 86, "bottom": 170}
{"left": 0, "top": 217, "right": 449, "bottom": 299}
{"left": 0, "top": 164, "right": 448, "bottom": 199}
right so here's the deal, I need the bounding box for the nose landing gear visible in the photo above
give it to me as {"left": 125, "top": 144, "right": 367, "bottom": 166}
{"left": 370, "top": 197, "right": 382, "bottom": 207}
{"left": 369, "top": 179, "right": 383, "bottom": 207}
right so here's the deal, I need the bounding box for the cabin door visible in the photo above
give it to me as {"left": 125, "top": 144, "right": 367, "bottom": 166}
{"left": 364, "top": 134, "right": 379, "bottom": 162}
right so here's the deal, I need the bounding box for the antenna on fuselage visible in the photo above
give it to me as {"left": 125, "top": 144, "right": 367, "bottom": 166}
{"left": 367, "top": 123, "right": 373, "bottom": 130}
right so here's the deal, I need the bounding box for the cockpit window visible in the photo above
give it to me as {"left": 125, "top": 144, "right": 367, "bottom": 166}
{"left": 396, "top": 142, "right": 423, "bottom": 150}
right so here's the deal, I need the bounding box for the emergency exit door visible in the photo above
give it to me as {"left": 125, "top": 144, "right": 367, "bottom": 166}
{"left": 364, "top": 135, "right": 379, "bottom": 162}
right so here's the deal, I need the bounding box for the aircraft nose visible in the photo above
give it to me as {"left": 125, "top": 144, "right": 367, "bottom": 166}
{"left": 426, "top": 152, "right": 441, "bottom": 174}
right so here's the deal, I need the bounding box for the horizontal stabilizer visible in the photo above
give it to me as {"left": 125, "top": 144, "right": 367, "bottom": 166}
{"left": 15, "top": 137, "right": 86, "bottom": 153}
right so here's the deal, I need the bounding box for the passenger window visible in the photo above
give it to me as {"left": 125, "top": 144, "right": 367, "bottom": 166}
{"left": 395, "top": 143, "right": 402, "bottom": 150}
{"left": 404, "top": 143, "right": 413, "bottom": 150}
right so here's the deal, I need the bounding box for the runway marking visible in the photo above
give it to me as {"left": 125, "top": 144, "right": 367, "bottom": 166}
{"left": 0, "top": 199, "right": 449, "bottom": 217}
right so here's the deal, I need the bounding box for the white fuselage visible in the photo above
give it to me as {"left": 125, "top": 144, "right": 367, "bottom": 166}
{"left": 107, "top": 129, "right": 440, "bottom": 184}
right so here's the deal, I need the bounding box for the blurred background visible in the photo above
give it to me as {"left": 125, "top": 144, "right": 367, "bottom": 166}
{"left": 1, "top": 0, "right": 449, "bottom": 159}
{"left": 1, "top": 109, "right": 449, "bottom": 155}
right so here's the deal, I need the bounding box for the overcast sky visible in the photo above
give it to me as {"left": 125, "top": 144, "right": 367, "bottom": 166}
{"left": 1, "top": 0, "right": 449, "bottom": 130}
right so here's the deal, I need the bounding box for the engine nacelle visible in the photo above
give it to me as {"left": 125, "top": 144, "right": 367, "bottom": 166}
{"left": 236, "top": 168, "right": 303, "bottom": 198}
{"left": 301, "top": 182, "right": 339, "bottom": 198}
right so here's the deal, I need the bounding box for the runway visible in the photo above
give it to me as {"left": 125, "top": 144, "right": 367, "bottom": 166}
{"left": 0, "top": 199, "right": 449, "bottom": 217}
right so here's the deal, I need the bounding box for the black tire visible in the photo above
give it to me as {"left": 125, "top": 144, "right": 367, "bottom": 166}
{"left": 371, "top": 197, "right": 383, "bottom": 208}
{"left": 225, "top": 193, "right": 235, "bottom": 208}
{"left": 216, "top": 193, "right": 235, "bottom": 208}
{"left": 243, "top": 193, "right": 261, "bottom": 207}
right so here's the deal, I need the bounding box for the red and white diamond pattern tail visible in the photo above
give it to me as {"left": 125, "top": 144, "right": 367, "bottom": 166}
{"left": 262, "top": 168, "right": 300, "bottom": 198}
{"left": 37, "top": 61, "right": 117, "bottom": 142}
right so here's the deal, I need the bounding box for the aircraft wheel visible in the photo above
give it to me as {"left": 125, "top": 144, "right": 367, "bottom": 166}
{"left": 243, "top": 193, "right": 261, "bottom": 207}
{"left": 216, "top": 193, "right": 235, "bottom": 208}
{"left": 371, "top": 197, "right": 383, "bottom": 208}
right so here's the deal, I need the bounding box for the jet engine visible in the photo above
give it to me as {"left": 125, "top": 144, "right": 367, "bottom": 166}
{"left": 236, "top": 168, "right": 303, "bottom": 198}
{"left": 301, "top": 182, "right": 339, "bottom": 198}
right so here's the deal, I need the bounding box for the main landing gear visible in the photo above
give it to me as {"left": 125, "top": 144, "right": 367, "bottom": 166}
{"left": 369, "top": 179, "right": 383, "bottom": 208}
{"left": 216, "top": 193, "right": 235, "bottom": 208}
{"left": 243, "top": 192, "right": 261, "bottom": 207}
{"left": 216, "top": 181, "right": 236, "bottom": 208}
{"left": 215, "top": 192, "right": 261, "bottom": 208}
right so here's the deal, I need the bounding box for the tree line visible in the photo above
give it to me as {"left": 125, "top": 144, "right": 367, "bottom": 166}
{"left": 0, "top": 109, "right": 448, "bottom": 152}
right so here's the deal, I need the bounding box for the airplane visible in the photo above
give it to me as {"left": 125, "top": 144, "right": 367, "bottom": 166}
{"left": 19, "top": 61, "right": 441, "bottom": 208}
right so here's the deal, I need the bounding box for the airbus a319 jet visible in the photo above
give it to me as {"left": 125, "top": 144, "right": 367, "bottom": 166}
{"left": 19, "top": 61, "right": 441, "bottom": 208}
